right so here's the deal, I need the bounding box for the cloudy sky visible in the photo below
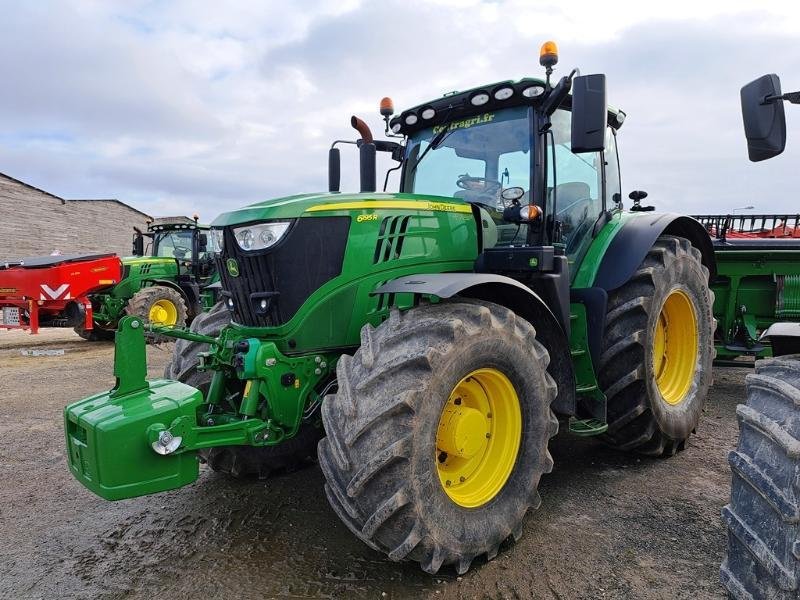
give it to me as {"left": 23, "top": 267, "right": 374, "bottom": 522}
{"left": 1, "top": 1, "right": 798, "bottom": 220}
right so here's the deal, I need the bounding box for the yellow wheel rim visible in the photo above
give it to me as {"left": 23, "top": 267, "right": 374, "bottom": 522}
{"left": 653, "top": 289, "right": 698, "bottom": 405}
{"left": 435, "top": 368, "right": 522, "bottom": 508}
{"left": 148, "top": 299, "right": 178, "bottom": 326}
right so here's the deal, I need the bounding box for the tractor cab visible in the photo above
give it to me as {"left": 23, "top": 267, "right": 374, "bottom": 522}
{"left": 331, "top": 42, "right": 623, "bottom": 282}
{"left": 132, "top": 216, "right": 215, "bottom": 284}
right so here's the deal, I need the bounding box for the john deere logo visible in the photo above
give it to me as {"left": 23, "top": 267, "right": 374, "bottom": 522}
{"left": 226, "top": 258, "right": 240, "bottom": 277}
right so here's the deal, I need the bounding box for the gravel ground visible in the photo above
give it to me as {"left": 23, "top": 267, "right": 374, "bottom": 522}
{"left": 0, "top": 329, "right": 746, "bottom": 599}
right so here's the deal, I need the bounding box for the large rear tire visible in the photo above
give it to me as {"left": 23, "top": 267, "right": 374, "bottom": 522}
{"left": 599, "top": 235, "right": 714, "bottom": 456}
{"left": 164, "top": 302, "right": 320, "bottom": 478}
{"left": 721, "top": 356, "right": 800, "bottom": 599}
{"left": 318, "top": 301, "right": 558, "bottom": 574}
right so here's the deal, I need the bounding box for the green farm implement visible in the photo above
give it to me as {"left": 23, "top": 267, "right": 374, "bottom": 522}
{"left": 692, "top": 212, "right": 800, "bottom": 361}
{"left": 64, "top": 43, "right": 797, "bottom": 574}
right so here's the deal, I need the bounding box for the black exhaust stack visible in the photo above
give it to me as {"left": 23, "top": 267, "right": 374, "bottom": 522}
{"left": 328, "top": 147, "right": 341, "bottom": 192}
{"left": 351, "top": 116, "right": 376, "bottom": 193}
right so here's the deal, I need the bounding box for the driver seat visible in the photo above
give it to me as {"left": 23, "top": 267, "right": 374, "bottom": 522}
{"left": 555, "top": 182, "right": 591, "bottom": 214}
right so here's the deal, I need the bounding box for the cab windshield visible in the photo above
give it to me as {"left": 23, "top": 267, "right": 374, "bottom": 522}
{"left": 153, "top": 230, "right": 195, "bottom": 261}
{"left": 402, "top": 106, "right": 532, "bottom": 212}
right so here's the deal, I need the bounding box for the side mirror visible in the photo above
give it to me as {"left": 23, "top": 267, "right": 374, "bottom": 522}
{"left": 198, "top": 233, "right": 208, "bottom": 251}
{"left": 741, "top": 74, "right": 786, "bottom": 162}
{"left": 132, "top": 232, "right": 144, "bottom": 256}
{"left": 571, "top": 74, "right": 607, "bottom": 153}
{"left": 328, "top": 147, "right": 341, "bottom": 192}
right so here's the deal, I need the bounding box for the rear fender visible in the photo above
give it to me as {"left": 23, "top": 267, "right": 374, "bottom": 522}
{"left": 593, "top": 213, "right": 716, "bottom": 291}
{"left": 375, "top": 273, "right": 576, "bottom": 416}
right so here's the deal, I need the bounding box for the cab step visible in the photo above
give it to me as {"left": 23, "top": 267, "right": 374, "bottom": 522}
{"left": 568, "top": 417, "right": 608, "bottom": 437}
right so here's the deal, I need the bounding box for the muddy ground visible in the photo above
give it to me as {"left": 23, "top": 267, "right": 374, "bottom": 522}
{"left": 0, "top": 329, "right": 746, "bottom": 599}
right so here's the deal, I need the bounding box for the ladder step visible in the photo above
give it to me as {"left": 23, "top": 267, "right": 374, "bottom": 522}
{"left": 569, "top": 417, "right": 608, "bottom": 437}
{"left": 576, "top": 384, "right": 598, "bottom": 393}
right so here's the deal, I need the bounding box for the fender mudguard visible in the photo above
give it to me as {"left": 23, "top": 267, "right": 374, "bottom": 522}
{"left": 374, "top": 273, "right": 576, "bottom": 416}
{"left": 593, "top": 213, "right": 716, "bottom": 291}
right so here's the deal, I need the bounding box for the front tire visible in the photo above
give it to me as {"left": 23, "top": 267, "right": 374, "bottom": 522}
{"left": 318, "top": 301, "right": 558, "bottom": 574}
{"left": 599, "top": 235, "right": 714, "bottom": 456}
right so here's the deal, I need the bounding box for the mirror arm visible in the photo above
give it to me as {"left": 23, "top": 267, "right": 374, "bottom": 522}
{"left": 764, "top": 90, "right": 800, "bottom": 105}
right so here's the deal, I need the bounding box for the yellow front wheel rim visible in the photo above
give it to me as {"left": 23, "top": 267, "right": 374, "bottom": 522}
{"left": 653, "top": 289, "right": 698, "bottom": 405}
{"left": 148, "top": 299, "right": 178, "bottom": 326}
{"left": 435, "top": 368, "right": 522, "bottom": 508}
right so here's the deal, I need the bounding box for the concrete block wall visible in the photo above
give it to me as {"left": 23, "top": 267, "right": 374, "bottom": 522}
{"left": 0, "top": 174, "right": 150, "bottom": 260}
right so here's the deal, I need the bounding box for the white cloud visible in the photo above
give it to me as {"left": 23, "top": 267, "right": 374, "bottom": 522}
{"left": 0, "top": 0, "right": 799, "bottom": 220}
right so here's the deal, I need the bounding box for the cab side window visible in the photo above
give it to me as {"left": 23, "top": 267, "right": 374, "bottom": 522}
{"left": 547, "top": 110, "right": 603, "bottom": 262}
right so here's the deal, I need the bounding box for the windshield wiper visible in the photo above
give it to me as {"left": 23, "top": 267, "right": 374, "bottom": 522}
{"left": 409, "top": 127, "right": 453, "bottom": 175}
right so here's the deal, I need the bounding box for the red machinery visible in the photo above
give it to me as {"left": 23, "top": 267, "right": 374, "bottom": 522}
{"left": 0, "top": 254, "right": 121, "bottom": 334}
{"left": 693, "top": 213, "right": 800, "bottom": 240}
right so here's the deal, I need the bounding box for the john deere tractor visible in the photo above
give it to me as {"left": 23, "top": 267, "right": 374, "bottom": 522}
{"left": 75, "top": 217, "right": 218, "bottom": 339}
{"left": 65, "top": 43, "right": 718, "bottom": 573}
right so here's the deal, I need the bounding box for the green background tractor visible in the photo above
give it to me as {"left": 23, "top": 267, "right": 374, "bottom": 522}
{"left": 65, "top": 44, "right": 719, "bottom": 573}
{"left": 74, "top": 217, "right": 219, "bottom": 339}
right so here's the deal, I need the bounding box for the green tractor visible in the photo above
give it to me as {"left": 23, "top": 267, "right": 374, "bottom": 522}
{"left": 75, "top": 217, "right": 219, "bottom": 340}
{"left": 65, "top": 43, "right": 718, "bottom": 573}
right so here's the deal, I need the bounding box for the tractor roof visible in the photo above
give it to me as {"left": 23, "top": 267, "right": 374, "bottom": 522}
{"left": 390, "top": 77, "right": 623, "bottom": 137}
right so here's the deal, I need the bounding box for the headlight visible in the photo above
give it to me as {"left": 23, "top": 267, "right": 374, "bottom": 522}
{"left": 232, "top": 221, "right": 291, "bottom": 251}
{"left": 209, "top": 229, "right": 224, "bottom": 253}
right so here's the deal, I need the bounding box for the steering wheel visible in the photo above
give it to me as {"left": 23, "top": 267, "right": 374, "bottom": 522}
{"left": 173, "top": 246, "right": 190, "bottom": 260}
{"left": 456, "top": 175, "right": 502, "bottom": 196}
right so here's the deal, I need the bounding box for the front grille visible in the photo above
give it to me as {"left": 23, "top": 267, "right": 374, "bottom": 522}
{"left": 218, "top": 216, "right": 350, "bottom": 327}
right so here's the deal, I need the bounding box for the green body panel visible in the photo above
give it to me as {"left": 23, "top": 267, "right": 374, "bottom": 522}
{"left": 114, "top": 256, "right": 180, "bottom": 298}
{"left": 710, "top": 247, "right": 800, "bottom": 359}
{"left": 217, "top": 193, "right": 478, "bottom": 355}
{"left": 571, "top": 211, "right": 636, "bottom": 288}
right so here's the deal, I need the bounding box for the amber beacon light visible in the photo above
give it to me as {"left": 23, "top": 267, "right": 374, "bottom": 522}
{"left": 539, "top": 41, "right": 558, "bottom": 68}
{"left": 379, "top": 97, "right": 394, "bottom": 117}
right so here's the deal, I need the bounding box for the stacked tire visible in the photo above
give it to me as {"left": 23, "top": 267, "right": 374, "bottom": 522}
{"left": 721, "top": 356, "right": 800, "bottom": 599}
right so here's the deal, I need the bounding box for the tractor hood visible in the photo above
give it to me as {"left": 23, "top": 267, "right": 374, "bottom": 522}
{"left": 210, "top": 192, "right": 473, "bottom": 227}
